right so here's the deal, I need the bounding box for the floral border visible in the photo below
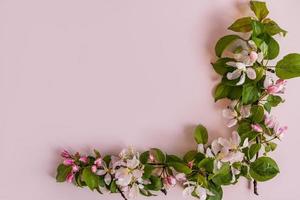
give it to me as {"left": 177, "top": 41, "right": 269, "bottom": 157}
{"left": 55, "top": 1, "right": 300, "bottom": 199}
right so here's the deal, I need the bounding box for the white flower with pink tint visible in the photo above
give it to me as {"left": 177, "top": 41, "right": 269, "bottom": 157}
{"left": 226, "top": 62, "right": 257, "bottom": 85}
{"left": 222, "top": 101, "right": 251, "bottom": 127}
{"left": 274, "top": 124, "right": 288, "bottom": 140}
{"left": 264, "top": 77, "right": 287, "bottom": 95}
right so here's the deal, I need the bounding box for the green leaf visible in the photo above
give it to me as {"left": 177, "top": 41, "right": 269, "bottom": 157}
{"left": 166, "top": 154, "right": 183, "bottom": 163}
{"left": 248, "top": 143, "right": 261, "bottom": 160}
{"left": 276, "top": 53, "right": 300, "bottom": 79}
{"left": 194, "top": 124, "right": 208, "bottom": 144}
{"left": 250, "top": 1, "right": 269, "bottom": 21}
{"left": 144, "top": 176, "right": 163, "bottom": 191}
{"left": 215, "top": 35, "right": 242, "bottom": 57}
{"left": 242, "top": 84, "right": 260, "bottom": 104}
{"left": 265, "top": 142, "right": 277, "bottom": 153}
{"left": 264, "top": 102, "right": 272, "bottom": 113}
{"left": 103, "top": 155, "right": 111, "bottom": 166}
{"left": 56, "top": 164, "right": 72, "bottom": 182}
{"left": 267, "top": 95, "right": 283, "bottom": 107}
{"left": 109, "top": 180, "right": 117, "bottom": 193}
{"left": 140, "top": 151, "right": 150, "bottom": 164}
{"left": 228, "top": 86, "right": 243, "bottom": 100}
{"left": 214, "top": 83, "right": 230, "bottom": 101}
{"left": 251, "top": 105, "right": 264, "bottom": 123}
{"left": 142, "top": 164, "right": 155, "bottom": 179}
{"left": 251, "top": 20, "right": 264, "bottom": 36}
{"left": 259, "top": 41, "right": 268, "bottom": 57}
{"left": 228, "top": 17, "right": 253, "bottom": 32}
{"left": 250, "top": 157, "right": 280, "bottom": 182}
{"left": 167, "top": 162, "right": 192, "bottom": 175}
{"left": 207, "top": 182, "right": 223, "bottom": 200}
{"left": 183, "top": 150, "right": 197, "bottom": 163}
{"left": 82, "top": 167, "right": 100, "bottom": 190}
{"left": 265, "top": 36, "right": 280, "bottom": 60}
{"left": 263, "top": 18, "right": 287, "bottom": 36}
{"left": 198, "top": 158, "right": 214, "bottom": 173}
{"left": 257, "top": 34, "right": 280, "bottom": 60}
{"left": 211, "top": 163, "right": 232, "bottom": 185}
{"left": 150, "top": 148, "right": 165, "bottom": 163}
{"left": 212, "top": 58, "right": 234, "bottom": 75}
{"left": 254, "top": 66, "right": 265, "bottom": 82}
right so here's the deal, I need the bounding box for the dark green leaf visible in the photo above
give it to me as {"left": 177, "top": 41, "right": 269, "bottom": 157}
{"left": 109, "top": 180, "right": 117, "bottom": 193}
{"left": 251, "top": 20, "right": 264, "bottom": 36}
{"left": 250, "top": 1, "right": 269, "bottom": 21}
{"left": 211, "top": 163, "right": 232, "bottom": 185}
{"left": 263, "top": 18, "right": 287, "bottom": 36}
{"left": 198, "top": 158, "right": 214, "bottom": 173}
{"left": 212, "top": 58, "right": 234, "bottom": 75}
{"left": 82, "top": 167, "right": 100, "bottom": 190}
{"left": 144, "top": 176, "right": 163, "bottom": 191}
{"left": 166, "top": 155, "right": 183, "bottom": 163}
{"left": 267, "top": 95, "right": 282, "bottom": 107}
{"left": 242, "top": 84, "right": 260, "bottom": 104}
{"left": 183, "top": 150, "right": 197, "bottom": 163}
{"left": 215, "top": 35, "right": 242, "bottom": 57}
{"left": 214, "top": 83, "right": 230, "bottom": 101}
{"left": 276, "top": 53, "right": 300, "bottom": 79}
{"left": 150, "top": 148, "right": 165, "bottom": 163}
{"left": 248, "top": 143, "right": 261, "bottom": 160}
{"left": 251, "top": 105, "right": 264, "bottom": 123}
{"left": 250, "top": 157, "right": 280, "bottom": 182}
{"left": 228, "top": 17, "right": 253, "bottom": 32}
{"left": 167, "top": 162, "right": 192, "bottom": 174}
{"left": 194, "top": 124, "right": 208, "bottom": 144}
{"left": 140, "top": 151, "right": 150, "bottom": 164}
{"left": 207, "top": 182, "right": 223, "bottom": 200}
{"left": 142, "top": 164, "right": 155, "bottom": 179}
{"left": 56, "top": 164, "right": 72, "bottom": 182}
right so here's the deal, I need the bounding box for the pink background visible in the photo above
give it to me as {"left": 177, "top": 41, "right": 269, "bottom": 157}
{"left": 1, "top": 0, "right": 300, "bottom": 199}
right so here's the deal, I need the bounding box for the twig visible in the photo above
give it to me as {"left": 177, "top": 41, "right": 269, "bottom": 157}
{"left": 117, "top": 187, "right": 128, "bottom": 200}
{"left": 253, "top": 137, "right": 259, "bottom": 196}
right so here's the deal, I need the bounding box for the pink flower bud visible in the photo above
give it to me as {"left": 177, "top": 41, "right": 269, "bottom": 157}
{"left": 66, "top": 173, "right": 74, "bottom": 183}
{"left": 264, "top": 115, "right": 276, "bottom": 128}
{"left": 94, "top": 158, "right": 102, "bottom": 167}
{"left": 63, "top": 159, "right": 75, "bottom": 166}
{"left": 149, "top": 153, "right": 155, "bottom": 162}
{"left": 163, "top": 176, "right": 176, "bottom": 189}
{"left": 187, "top": 161, "right": 194, "bottom": 168}
{"left": 166, "top": 176, "right": 176, "bottom": 187}
{"left": 91, "top": 165, "right": 98, "bottom": 173}
{"left": 72, "top": 165, "right": 80, "bottom": 173}
{"left": 79, "top": 156, "right": 88, "bottom": 164}
{"left": 61, "top": 150, "right": 71, "bottom": 159}
{"left": 251, "top": 124, "right": 263, "bottom": 132}
{"left": 249, "top": 51, "right": 258, "bottom": 63}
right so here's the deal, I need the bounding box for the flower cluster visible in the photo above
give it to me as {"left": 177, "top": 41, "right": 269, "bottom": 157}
{"left": 56, "top": 1, "right": 300, "bottom": 200}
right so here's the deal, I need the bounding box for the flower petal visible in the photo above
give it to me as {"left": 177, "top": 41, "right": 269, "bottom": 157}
{"left": 227, "top": 69, "right": 242, "bottom": 80}
{"left": 104, "top": 173, "right": 112, "bottom": 185}
{"left": 246, "top": 67, "right": 257, "bottom": 80}
{"left": 226, "top": 118, "right": 238, "bottom": 128}
{"left": 236, "top": 72, "right": 246, "bottom": 85}
{"left": 222, "top": 109, "right": 236, "bottom": 119}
